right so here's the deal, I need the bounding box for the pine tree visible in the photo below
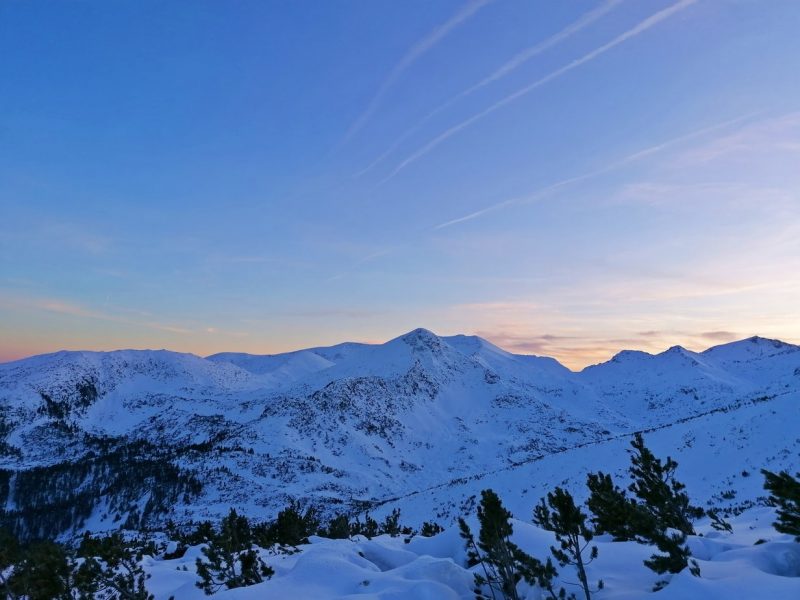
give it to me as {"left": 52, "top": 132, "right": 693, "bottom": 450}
{"left": 268, "top": 500, "right": 320, "bottom": 547}
{"left": 707, "top": 510, "right": 733, "bottom": 534}
{"left": 350, "top": 513, "right": 379, "bottom": 539}
{"left": 458, "top": 489, "right": 551, "bottom": 600}
{"left": 324, "top": 514, "right": 351, "bottom": 539}
{"left": 585, "top": 472, "right": 642, "bottom": 541}
{"left": 627, "top": 433, "right": 702, "bottom": 536}
{"left": 74, "top": 532, "right": 154, "bottom": 600}
{"left": 533, "top": 487, "right": 602, "bottom": 600}
{"left": 195, "top": 509, "right": 273, "bottom": 594}
{"left": 7, "top": 540, "right": 71, "bottom": 600}
{"left": 420, "top": 521, "right": 444, "bottom": 537}
{"left": 762, "top": 469, "right": 800, "bottom": 540}
{"left": 381, "top": 508, "right": 402, "bottom": 537}
{"left": 0, "top": 528, "right": 20, "bottom": 599}
{"left": 183, "top": 520, "right": 215, "bottom": 546}
{"left": 625, "top": 434, "right": 702, "bottom": 582}
{"left": 642, "top": 531, "right": 696, "bottom": 576}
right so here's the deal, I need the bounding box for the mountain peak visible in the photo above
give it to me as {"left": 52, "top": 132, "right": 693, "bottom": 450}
{"left": 744, "top": 335, "right": 795, "bottom": 348}
{"left": 702, "top": 335, "right": 799, "bottom": 359}
{"left": 609, "top": 349, "right": 653, "bottom": 364}
{"left": 401, "top": 327, "right": 438, "bottom": 339}
{"left": 393, "top": 328, "right": 443, "bottom": 349}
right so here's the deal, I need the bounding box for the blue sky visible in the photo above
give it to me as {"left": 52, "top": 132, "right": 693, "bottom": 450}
{"left": 1, "top": 0, "right": 799, "bottom": 368}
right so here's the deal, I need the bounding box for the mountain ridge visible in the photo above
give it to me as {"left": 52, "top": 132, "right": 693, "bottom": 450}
{"left": 0, "top": 328, "right": 798, "bottom": 540}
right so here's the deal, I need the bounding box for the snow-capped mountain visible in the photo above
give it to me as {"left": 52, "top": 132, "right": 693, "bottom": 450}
{"left": 0, "top": 330, "right": 798, "bottom": 539}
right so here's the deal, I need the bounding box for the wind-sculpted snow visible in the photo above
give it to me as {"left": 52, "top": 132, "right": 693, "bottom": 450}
{"left": 144, "top": 509, "right": 800, "bottom": 599}
{"left": 0, "top": 330, "right": 798, "bottom": 538}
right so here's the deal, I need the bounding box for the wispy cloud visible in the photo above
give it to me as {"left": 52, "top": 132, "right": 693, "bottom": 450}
{"left": 324, "top": 248, "right": 394, "bottom": 282}
{"left": 670, "top": 110, "right": 800, "bottom": 166}
{"left": 382, "top": 0, "right": 698, "bottom": 184}
{"left": 340, "top": 0, "right": 494, "bottom": 146}
{"left": 0, "top": 292, "right": 194, "bottom": 335}
{"left": 355, "top": 0, "right": 622, "bottom": 178}
{"left": 433, "top": 111, "right": 756, "bottom": 230}
{"left": 471, "top": 0, "right": 624, "bottom": 91}
{"left": 699, "top": 330, "right": 739, "bottom": 341}
{"left": 0, "top": 219, "right": 112, "bottom": 255}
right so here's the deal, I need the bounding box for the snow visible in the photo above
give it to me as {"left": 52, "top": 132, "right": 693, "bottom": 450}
{"left": 1, "top": 329, "right": 799, "bottom": 597}
{"left": 140, "top": 508, "right": 800, "bottom": 599}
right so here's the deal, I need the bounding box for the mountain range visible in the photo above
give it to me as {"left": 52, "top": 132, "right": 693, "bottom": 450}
{"left": 1, "top": 329, "right": 798, "bottom": 539}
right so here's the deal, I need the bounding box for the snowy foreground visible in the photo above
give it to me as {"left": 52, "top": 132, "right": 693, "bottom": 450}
{"left": 146, "top": 508, "right": 800, "bottom": 600}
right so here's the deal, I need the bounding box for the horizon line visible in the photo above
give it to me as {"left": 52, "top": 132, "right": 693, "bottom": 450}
{"left": 0, "top": 328, "right": 792, "bottom": 372}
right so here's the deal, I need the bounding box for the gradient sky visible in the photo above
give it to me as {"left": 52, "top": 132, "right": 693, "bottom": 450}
{"left": 1, "top": 0, "right": 799, "bottom": 369}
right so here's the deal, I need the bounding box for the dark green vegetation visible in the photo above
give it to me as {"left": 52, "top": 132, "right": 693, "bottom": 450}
{"left": 0, "top": 500, "right": 429, "bottom": 598}
{"left": 458, "top": 434, "right": 716, "bottom": 599}
{"left": 762, "top": 468, "right": 800, "bottom": 541}
{"left": 195, "top": 509, "right": 274, "bottom": 594}
{"left": 0, "top": 435, "right": 797, "bottom": 598}
{"left": 0, "top": 436, "right": 201, "bottom": 541}
{"left": 0, "top": 529, "right": 153, "bottom": 600}
{"left": 584, "top": 433, "right": 705, "bottom": 586}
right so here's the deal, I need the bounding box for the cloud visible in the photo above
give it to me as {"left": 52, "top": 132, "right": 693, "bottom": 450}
{"left": 472, "top": 328, "right": 648, "bottom": 368}
{"left": 433, "top": 111, "right": 756, "bottom": 230}
{"left": 383, "top": 0, "right": 698, "bottom": 183}
{"left": 672, "top": 111, "right": 800, "bottom": 166}
{"left": 355, "top": 0, "right": 622, "bottom": 178}
{"left": 0, "top": 292, "right": 194, "bottom": 335}
{"left": 340, "top": 0, "right": 494, "bottom": 146}
{"left": 698, "top": 330, "right": 739, "bottom": 341}
{"left": 325, "top": 248, "right": 394, "bottom": 282}
{"left": 281, "top": 308, "right": 387, "bottom": 319}
{"left": 0, "top": 220, "right": 112, "bottom": 255}
{"left": 471, "top": 0, "right": 624, "bottom": 91}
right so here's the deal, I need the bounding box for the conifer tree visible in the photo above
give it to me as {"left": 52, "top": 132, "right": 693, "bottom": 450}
{"left": 627, "top": 433, "right": 703, "bottom": 536}
{"left": 643, "top": 531, "right": 698, "bottom": 577}
{"left": 420, "top": 521, "right": 444, "bottom": 537}
{"left": 74, "top": 532, "right": 154, "bottom": 600}
{"left": 183, "top": 521, "right": 215, "bottom": 546}
{"left": 381, "top": 508, "right": 402, "bottom": 537}
{"left": 7, "top": 540, "right": 71, "bottom": 600}
{"left": 762, "top": 469, "right": 800, "bottom": 540}
{"left": 350, "top": 513, "right": 379, "bottom": 539}
{"left": 707, "top": 510, "right": 733, "bottom": 534}
{"left": 0, "top": 528, "right": 20, "bottom": 599}
{"left": 268, "top": 500, "right": 320, "bottom": 546}
{"left": 585, "top": 435, "right": 702, "bottom": 584}
{"left": 459, "top": 489, "right": 555, "bottom": 600}
{"left": 533, "top": 487, "right": 602, "bottom": 600}
{"left": 324, "top": 514, "right": 351, "bottom": 539}
{"left": 195, "top": 509, "right": 273, "bottom": 594}
{"left": 625, "top": 434, "right": 702, "bottom": 582}
{"left": 585, "top": 472, "right": 642, "bottom": 541}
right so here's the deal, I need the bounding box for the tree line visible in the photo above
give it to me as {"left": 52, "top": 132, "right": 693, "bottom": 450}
{"left": 0, "top": 433, "right": 797, "bottom": 599}
{"left": 457, "top": 433, "right": 799, "bottom": 599}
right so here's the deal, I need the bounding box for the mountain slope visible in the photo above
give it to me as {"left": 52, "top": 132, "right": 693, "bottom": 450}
{"left": 0, "top": 330, "right": 797, "bottom": 539}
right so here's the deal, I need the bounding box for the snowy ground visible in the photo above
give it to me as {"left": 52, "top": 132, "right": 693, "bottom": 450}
{"left": 145, "top": 507, "right": 800, "bottom": 599}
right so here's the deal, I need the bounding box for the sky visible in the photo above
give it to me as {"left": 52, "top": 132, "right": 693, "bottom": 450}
{"left": 1, "top": 0, "right": 799, "bottom": 370}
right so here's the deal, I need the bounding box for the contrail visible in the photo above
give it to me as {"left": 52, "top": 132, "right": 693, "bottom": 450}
{"left": 434, "top": 111, "right": 760, "bottom": 230}
{"left": 340, "top": 0, "right": 494, "bottom": 147}
{"left": 355, "top": 0, "right": 623, "bottom": 178}
{"left": 383, "top": 0, "right": 698, "bottom": 185}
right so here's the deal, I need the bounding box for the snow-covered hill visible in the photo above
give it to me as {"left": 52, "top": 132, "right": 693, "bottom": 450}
{"left": 0, "top": 330, "right": 798, "bottom": 540}
{"left": 146, "top": 509, "right": 800, "bottom": 599}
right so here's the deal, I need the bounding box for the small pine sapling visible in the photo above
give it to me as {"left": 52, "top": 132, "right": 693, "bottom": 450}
{"left": 762, "top": 469, "right": 800, "bottom": 540}
{"left": 533, "top": 487, "right": 602, "bottom": 600}
{"left": 459, "top": 489, "right": 559, "bottom": 600}
{"left": 195, "top": 509, "right": 273, "bottom": 595}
